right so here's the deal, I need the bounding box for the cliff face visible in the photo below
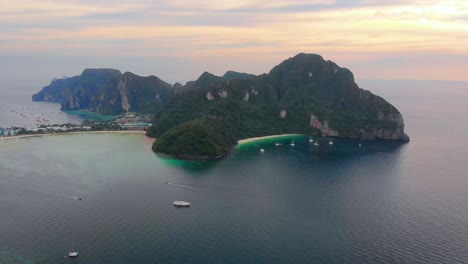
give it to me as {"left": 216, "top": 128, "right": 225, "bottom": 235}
{"left": 33, "top": 69, "right": 174, "bottom": 115}
{"left": 265, "top": 53, "right": 409, "bottom": 141}
{"left": 148, "top": 53, "right": 409, "bottom": 159}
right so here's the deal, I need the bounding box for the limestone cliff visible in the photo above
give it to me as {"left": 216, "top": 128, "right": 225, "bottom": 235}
{"left": 117, "top": 77, "right": 131, "bottom": 112}
{"left": 33, "top": 69, "right": 174, "bottom": 114}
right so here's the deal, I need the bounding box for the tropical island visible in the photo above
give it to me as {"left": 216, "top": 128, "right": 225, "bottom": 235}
{"left": 33, "top": 53, "right": 409, "bottom": 160}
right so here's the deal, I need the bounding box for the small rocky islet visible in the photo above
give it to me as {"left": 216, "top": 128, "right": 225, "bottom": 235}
{"left": 33, "top": 53, "right": 409, "bottom": 160}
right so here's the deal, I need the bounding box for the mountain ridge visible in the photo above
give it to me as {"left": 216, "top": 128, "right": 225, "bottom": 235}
{"left": 33, "top": 68, "right": 172, "bottom": 114}
{"left": 147, "top": 53, "right": 409, "bottom": 159}
{"left": 32, "top": 53, "right": 409, "bottom": 160}
{"left": 33, "top": 69, "right": 256, "bottom": 114}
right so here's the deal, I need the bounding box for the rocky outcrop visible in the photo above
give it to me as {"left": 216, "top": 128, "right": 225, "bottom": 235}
{"left": 310, "top": 114, "right": 339, "bottom": 137}
{"left": 243, "top": 91, "right": 250, "bottom": 102}
{"left": 361, "top": 112, "right": 409, "bottom": 141}
{"left": 206, "top": 92, "right": 214, "bottom": 100}
{"left": 280, "top": 110, "right": 287, "bottom": 118}
{"left": 33, "top": 69, "right": 174, "bottom": 115}
{"left": 117, "top": 77, "right": 131, "bottom": 112}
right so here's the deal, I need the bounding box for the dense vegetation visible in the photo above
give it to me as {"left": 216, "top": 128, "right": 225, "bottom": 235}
{"left": 222, "top": 71, "right": 256, "bottom": 81}
{"left": 148, "top": 53, "right": 409, "bottom": 160}
{"left": 152, "top": 117, "right": 234, "bottom": 160}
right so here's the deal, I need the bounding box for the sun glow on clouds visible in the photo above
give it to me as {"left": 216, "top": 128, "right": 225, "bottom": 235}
{"left": 0, "top": 0, "right": 467, "bottom": 81}
{"left": 164, "top": 0, "right": 335, "bottom": 11}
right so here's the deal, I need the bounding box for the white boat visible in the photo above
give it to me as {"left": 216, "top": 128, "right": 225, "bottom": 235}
{"left": 314, "top": 141, "right": 319, "bottom": 146}
{"left": 309, "top": 139, "right": 314, "bottom": 143}
{"left": 173, "top": 200, "right": 191, "bottom": 207}
{"left": 328, "top": 139, "right": 334, "bottom": 145}
{"left": 359, "top": 143, "right": 362, "bottom": 147}
{"left": 260, "top": 148, "right": 265, "bottom": 153}
{"left": 290, "top": 141, "right": 295, "bottom": 146}
{"left": 67, "top": 245, "right": 78, "bottom": 258}
{"left": 275, "top": 143, "right": 281, "bottom": 146}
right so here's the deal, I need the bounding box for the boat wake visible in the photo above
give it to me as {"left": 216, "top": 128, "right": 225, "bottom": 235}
{"left": 43, "top": 192, "right": 81, "bottom": 200}
{"left": 166, "top": 182, "right": 194, "bottom": 189}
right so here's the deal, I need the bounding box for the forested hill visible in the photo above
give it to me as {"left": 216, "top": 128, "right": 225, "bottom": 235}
{"left": 148, "top": 53, "right": 409, "bottom": 160}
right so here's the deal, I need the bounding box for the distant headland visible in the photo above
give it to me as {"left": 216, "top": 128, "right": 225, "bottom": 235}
{"left": 32, "top": 53, "right": 409, "bottom": 160}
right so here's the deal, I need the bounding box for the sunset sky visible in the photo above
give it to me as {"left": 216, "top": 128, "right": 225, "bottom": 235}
{"left": 0, "top": 0, "right": 467, "bottom": 83}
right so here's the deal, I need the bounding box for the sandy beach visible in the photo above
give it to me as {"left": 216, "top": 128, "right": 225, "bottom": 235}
{"left": 0, "top": 130, "right": 147, "bottom": 141}
{"left": 237, "top": 134, "right": 302, "bottom": 144}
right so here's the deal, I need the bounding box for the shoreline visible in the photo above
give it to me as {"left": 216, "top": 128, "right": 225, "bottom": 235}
{"left": 237, "top": 134, "right": 303, "bottom": 145}
{"left": 0, "top": 130, "right": 147, "bottom": 140}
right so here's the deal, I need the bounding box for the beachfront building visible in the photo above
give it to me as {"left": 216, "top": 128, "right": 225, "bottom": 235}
{"left": 51, "top": 126, "right": 68, "bottom": 132}
{"left": 3, "top": 129, "right": 17, "bottom": 137}
{"left": 122, "top": 122, "right": 152, "bottom": 131}
{"left": 3, "top": 128, "right": 24, "bottom": 137}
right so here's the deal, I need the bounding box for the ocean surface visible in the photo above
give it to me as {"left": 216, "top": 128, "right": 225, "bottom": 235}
{"left": 0, "top": 80, "right": 85, "bottom": 128}
{"left": 0, "top": 80, "right": 116, "bottom": 129}
{"left": 1, "top": 80, "right": 468, "bottom": 263}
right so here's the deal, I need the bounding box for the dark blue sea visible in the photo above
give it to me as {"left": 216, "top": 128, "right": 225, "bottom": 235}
{"left": 1, "top": 79, "right": 468, "bottom": 263}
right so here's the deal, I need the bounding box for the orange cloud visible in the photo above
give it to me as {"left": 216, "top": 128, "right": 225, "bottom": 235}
{"left": 0, "top": 0, "right": 467, "bottom": 80}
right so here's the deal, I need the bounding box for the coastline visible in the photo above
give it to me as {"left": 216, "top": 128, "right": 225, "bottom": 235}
{"left": 237, "top": 134, "right": 303, "bottom": 145}
{"left": 0, "top": 130, "right": 147, "bottom": 141}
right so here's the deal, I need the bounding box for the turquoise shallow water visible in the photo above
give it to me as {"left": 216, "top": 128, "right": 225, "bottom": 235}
{"left": 1, "top": 80, "right": 468, "bottom": 263}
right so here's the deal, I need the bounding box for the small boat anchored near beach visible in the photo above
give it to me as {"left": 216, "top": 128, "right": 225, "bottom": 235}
{"left": 173, "top": 200, "right": 191, "bottom": 207}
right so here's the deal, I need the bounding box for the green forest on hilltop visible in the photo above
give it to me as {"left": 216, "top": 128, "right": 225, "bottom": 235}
{"left": 152, "top": 117, "right": 234, "bottom": 160}
{"left": 148, "top": 53, "right": 407, "bottom": 160}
